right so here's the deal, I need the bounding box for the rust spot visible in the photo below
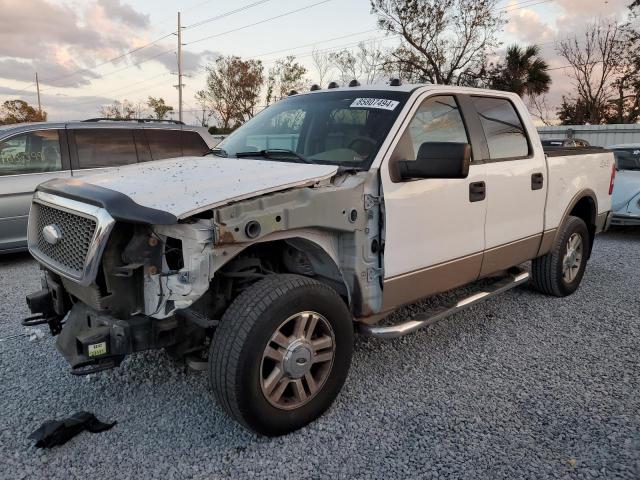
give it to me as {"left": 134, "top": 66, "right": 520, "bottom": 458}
{"left": 216, "top": 229, "right": 238, "bottom": 245}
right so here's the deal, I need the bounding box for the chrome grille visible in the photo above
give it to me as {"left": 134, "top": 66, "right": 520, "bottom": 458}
{"left": 31, "top": 203, "right": 97, "bottom": 277}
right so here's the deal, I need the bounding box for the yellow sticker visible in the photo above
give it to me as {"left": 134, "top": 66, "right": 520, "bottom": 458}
{"left": 88, "top": 342, "right": 107, "bottom": 357}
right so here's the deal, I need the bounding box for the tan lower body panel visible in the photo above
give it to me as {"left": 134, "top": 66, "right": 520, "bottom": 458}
{"left": 538, "top": 229, "right": 557, "bottom": 257}
{"left": 380, "top": 234, "right": 545, "bottom": 314}
{"left": 479, "top": 234, "right": 542, "bottom": 277}
{"left": 381, "top": 253, "right": 483, "bottom": 311}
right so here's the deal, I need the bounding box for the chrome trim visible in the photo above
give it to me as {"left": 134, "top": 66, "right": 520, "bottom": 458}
{"left": 27, "top": 191, "right": 115, "bottom": 286}
{"left": 360, "top": 268, "right": 530, "bottom": 339}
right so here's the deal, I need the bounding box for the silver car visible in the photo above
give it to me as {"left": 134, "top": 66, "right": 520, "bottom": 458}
{"left": 0, "top": 120, "right": 216, "bottom": 252}
{"left": 608, "top": 144, "right": 640, "bottom": 226}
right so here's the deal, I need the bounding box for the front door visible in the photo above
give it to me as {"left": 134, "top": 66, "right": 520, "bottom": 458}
{"left": 380, "top": 94, "right": 487, "bottom": 310}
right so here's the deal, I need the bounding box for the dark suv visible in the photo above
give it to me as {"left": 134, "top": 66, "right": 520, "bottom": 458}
{"left": 0, "top": 119, "right": 216, "bottom": 252}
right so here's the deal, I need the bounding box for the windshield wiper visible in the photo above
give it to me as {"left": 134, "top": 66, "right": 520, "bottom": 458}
{"left": 235, "top": 149, "right": 316, "bottom": 164}
{"left": 204, "top": 147, "right": 228, "bottom": 157}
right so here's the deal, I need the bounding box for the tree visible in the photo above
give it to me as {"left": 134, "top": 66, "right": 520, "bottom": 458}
{"left": 200, "top": 56, "right": 264, "bottom": 130}
{"left": 98, "top": 99, "right": 137, "bottom": 119}
{"left": 329, "top": 42, "right": 387, "bottom": 86}
{"left": 329, "top": 51, "right": 357, "bottom": 85}
{"left": 488, "top": 45, "right": 551, "bottom": 97}
{"left": 147, "top": 97, "right": 173, "bottom": 120}
{"left": 266, "top": 56, "right": 307, "bottom": 105}
{"left": 557, "top": 96, "right": 590, "bottom": 125}
{"left": 0, "top": 100, "right": 47, "bottom": 124}
{"left": 311, "top": 48, "right": 333, "bottom": 87}
{"left": 556, "top": 21, "right": 626, "bottom": 124}
{"left": 370, "top": 0, "right": 504, "bottom": 85}
{"left": 193, "top": 90, "right": 216, "bottom": 127}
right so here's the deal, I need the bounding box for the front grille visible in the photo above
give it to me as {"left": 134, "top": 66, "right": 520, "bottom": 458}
{"left": 31, "top": 203, "right": 97, "bottom": 277}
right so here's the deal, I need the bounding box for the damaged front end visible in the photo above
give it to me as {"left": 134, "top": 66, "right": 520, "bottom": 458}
{"left": 25, "top": 191, "right": 218, "bottom": 374}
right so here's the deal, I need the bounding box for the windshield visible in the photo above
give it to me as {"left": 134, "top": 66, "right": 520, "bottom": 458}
{"left": 214, "top": 90, "right": 410, "bottom": 169}
{"left": 613, "top": 148, "right": 640, "bottom": 171}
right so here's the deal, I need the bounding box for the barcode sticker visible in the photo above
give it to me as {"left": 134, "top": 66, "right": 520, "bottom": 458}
{"left": 350, "top": 98, "right": 400, "bottom": 111}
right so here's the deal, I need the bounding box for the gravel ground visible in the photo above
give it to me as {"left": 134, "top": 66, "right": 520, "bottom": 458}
{"left": 1, "top": 228, "right": 639, "bottom": 480}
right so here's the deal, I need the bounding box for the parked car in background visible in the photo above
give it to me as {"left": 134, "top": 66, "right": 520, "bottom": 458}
{"left": 0, "top": 120, "right": 215, "bottom": 252}
{"left": 540, "top": 138, "right": 591, "bottom": 148}
{"left": 607, "top": 144, "right": 640, "bottom": 226}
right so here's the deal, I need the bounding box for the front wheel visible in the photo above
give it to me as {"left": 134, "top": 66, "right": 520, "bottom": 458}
{"left": 531, "top": 215, "right": 591, "bottom": 297}
{"left": 208, "top": 274, "right": 353, "bottom": 436}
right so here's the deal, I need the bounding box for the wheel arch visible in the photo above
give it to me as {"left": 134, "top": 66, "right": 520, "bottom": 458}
{"left": 562, "top": 189, "right": 598, "bottom": 252}
{"left": 214, "top": 231, "right": 352, "bottom": 306}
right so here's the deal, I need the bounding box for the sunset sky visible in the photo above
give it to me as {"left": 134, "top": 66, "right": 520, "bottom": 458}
{"left": 0, "top": 0, "right": 634, "bottom": 123}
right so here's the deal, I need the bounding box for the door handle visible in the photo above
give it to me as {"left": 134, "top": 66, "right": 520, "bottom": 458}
{"left": 531, "top": 172, "right": 544, "bottom": 190}
{"left": 469, "top": 181, "right": 486, "bottom": 202}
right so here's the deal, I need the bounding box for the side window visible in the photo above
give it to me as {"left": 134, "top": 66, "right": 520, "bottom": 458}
{"left": 146, "top": 130, "right": 183, "bottom": 160}
{"left": 0, "top": 130, "right": 62, "bottom": 176}
{"left": 74, "top": 129, "right": 137, "bottom": 168}
{"left": 472, "top": 97, "right": 529, "bottom": 159}
{"left": 394, "top": 95, "right": 469, "bottom": 162}
{"left": 182, "top": 131, "right": 209, "bottom": 156}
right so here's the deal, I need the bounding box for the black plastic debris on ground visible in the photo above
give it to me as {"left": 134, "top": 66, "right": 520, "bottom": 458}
{"left": 29, "top": 412, "right": 116, "bottom": 448}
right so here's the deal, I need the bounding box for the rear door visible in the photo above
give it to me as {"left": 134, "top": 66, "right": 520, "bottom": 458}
{"left": 0, "top": 128, "right": 71, "bottom": 251}
{"left": 68, "top": 127, "right": 138, "bottom": 177}
{"left": 468, "top": 95, "right": 547, "bottom": 276}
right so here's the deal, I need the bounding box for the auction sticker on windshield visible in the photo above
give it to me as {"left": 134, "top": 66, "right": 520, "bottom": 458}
{"left": 350, "top": 98, "right": 400, "bottom": 110}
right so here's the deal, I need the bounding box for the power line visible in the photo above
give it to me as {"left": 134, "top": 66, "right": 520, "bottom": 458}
{"left": 185, "top": 0, "right": 333, "bottom": 46}
{"left": 183, "top": 0, "right": 274, "bottom": 29}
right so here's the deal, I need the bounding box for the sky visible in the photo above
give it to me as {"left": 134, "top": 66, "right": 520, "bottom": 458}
{"left": 0, "top": 0, "right": 634, "bottom": 123}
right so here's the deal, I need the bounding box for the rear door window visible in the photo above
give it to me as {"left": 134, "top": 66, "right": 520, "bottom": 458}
{"left": 146, "top": 129, "right": 183, "bottom": 160}
{"left": 0, "top": 130, "right": 63, "bottom": 176}
{"left": 472, "top": 97, "right": 529, "bottom": 160}
{"left": 182, "top": 131, "right": 209, "bottom": 156}
{"left": 73, "top": 129, "right": 137, "bottom": 168}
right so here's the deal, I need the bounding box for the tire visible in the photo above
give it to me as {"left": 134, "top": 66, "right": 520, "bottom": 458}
{"left": 208, "top": 274, "right": 353, "bottom": 436}
{"left": 531, "top": 215, "right": 591, "bottom": 297}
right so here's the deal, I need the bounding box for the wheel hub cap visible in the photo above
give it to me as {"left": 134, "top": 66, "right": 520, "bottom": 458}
{"left": 562, "top": 232, "right": 583, "bottom": 283}
{"left": 260, "top": 311, "right": 335, "bottom": 410}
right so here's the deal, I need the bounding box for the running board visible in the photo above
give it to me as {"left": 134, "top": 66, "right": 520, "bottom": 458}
{"left": 359, "top": 268, "right": 530, "bottom": 339}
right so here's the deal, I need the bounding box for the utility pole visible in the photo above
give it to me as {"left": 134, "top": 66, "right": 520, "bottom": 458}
{"left": 35, "top": 72, "right": 42, "bottom": 117}
{"left": 177, "top": 11, "right": 183, "bottom": 123}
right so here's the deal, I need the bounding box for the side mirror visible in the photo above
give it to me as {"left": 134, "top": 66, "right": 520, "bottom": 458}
{"left": 397, "top": 142, "right": 471, "bottom": 181}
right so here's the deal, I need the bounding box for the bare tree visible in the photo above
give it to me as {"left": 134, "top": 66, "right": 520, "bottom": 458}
{"left": 556, "top": 21, "right": 626, "bottom": 124}
{"left": 193, "top": 90, "right": 216, "bottom": 127}
{"left": 370, "top": 0, "right": 504, "bottom": 85}
{"left": 356, "top": 41, "right": 387, "bottom": 84}
{"left": 329, "top": 51, "right": 358, "bottom": 85}
{"left": 311, "top": 48, "right": 333, "bottom": 86}
{"left": 99, "top": 99, "right": 137, "bottom": 119}
{"left": 528, "top": 94, "right": 553, "bottom": 126}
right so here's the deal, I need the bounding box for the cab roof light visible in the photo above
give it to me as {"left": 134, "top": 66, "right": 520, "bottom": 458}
{"left": 288, "top": 90, "right": 298, "bottom": 96}
{"left": 348, "top": 79, "right": 361, "bottom": 87}
{"left": 389, "top": 78, "right": 402, "bottom": 86}
{"left": 310, "top": 84, "right": 321, "bottom": 91}
{"left": 327, "top": 81, "right": 339, "bottom": 89}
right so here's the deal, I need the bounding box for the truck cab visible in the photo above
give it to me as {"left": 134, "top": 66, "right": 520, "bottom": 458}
{"left": 24, "top": 83, "right": 615, "bottom": 435}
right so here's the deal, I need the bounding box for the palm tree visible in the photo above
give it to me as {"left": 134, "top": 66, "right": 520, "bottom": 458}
{"left": 489, "top": 44, "right": 551, "bottom": 97}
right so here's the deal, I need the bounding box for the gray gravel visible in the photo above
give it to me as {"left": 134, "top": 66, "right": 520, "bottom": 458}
{"left": 1, "top": 228, "right": 639, "bottom": 479}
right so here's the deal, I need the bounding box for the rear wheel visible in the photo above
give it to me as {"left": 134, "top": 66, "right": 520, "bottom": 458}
{"left": 208, "top": 274, "right": 353, "bottom": 436}
{"left": 531, "top": 215, "right": 591, "bottom": 297}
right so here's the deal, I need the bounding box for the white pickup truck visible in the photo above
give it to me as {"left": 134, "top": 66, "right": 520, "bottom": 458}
{"left": 24, "top": 84, "right": 615, "bottom": 435}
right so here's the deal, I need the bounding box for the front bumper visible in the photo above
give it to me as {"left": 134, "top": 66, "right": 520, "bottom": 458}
{"left": 610, "top": 214, "right": 640, "bottom": 226}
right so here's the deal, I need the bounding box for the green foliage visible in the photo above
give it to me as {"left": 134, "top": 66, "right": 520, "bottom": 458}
{"left": 488, "top": 45, "right": 551, "bottom": 97}
{"left": 147, "top": 97, "right": 174, "bottom": 120}
{"left": 0, "top": 100, "right": 47, "bottom": 125}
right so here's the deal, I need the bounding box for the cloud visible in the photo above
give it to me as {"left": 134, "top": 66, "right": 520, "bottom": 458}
{"left": 506, "top": 8, "right": 555, "bottom": 46}
{"left": 97, "top": 0, "right": 149, "bottom": 28}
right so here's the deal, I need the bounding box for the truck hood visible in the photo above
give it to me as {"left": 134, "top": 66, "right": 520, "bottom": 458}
{"left": 39, "top": 156, "right": 338, "bottom": 221}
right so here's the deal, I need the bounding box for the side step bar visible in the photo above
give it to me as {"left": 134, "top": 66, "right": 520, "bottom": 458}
{"left": 359, "top": 267, "right": 530, "bottom": 339}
